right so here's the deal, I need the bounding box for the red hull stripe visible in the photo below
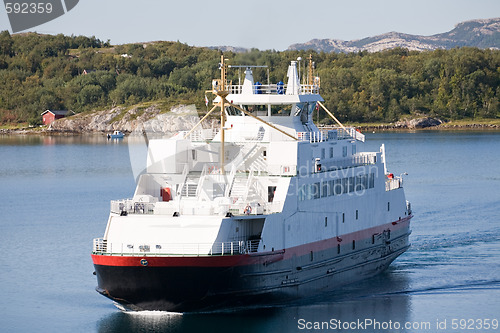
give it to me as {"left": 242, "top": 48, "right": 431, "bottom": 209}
{"left": 283, "top": 216, "right": 411, "bottom": 260}
{"left": 92, "top": 216, "right": 411, "bottom": 267}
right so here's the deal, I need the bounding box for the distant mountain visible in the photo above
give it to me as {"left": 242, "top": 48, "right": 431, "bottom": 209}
{"left": 288, "top": 18, "right": 500, "bottom": 53}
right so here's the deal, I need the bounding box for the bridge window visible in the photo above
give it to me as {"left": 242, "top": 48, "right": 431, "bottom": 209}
{"left": 270, "top": 104, "right": 292, "bottom": 116}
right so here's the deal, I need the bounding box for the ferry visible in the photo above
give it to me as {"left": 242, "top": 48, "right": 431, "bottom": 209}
{"left": 91, "top": 55, "right": 413, "bottom": 312}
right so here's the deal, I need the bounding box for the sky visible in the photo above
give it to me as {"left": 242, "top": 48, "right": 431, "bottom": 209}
{"left": 1, "top": 0, "right": 499, "bottom": 50}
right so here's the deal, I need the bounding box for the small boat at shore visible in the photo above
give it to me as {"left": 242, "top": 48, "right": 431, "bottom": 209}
{"left": 92, "top": 55, "right": 412, "bottom": 312}
{"left": 107, "top": 131, "right": 125, "bottom": 139}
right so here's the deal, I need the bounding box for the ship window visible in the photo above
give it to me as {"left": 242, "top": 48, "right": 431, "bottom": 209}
{"left": 321, "top": 182, "right": 328, "bottom": 198}
{"left": 369, "top": 173, "right": 375, "bottom": 188}
{"left": 271, "top": 104, "right": 292, "bottom": 116}
{"left": 263, "top": 150, "right": 267, "bottom": 157}
{"left": 352, "top": 144, "right": 356, "bottom": 155}
{"left": 328, "top": 180, "right": 334, "bottom": 196}
{"left": 298, "top": 185, "right": 305, "bottom": 201}
{"left": 321, "top": 148, "right": 325, "bottom": 160}
{"left": 341, "top": 178, "right": 348, "bottom": 194}
{"left": 191, "top": 149, "right": 197, "bottom": 160}
{"left": 306, "top": 184, "right": 313, "bottom": 200}
{"left": 313, "top": 183, "right": 320, "bottom": 199}
{"left": 310, "top": 251, "right": 314, "bottom": 261}
{"left": 325, "top": 217, "right": 328, "bottom": 227}
{"left": 355, "top": 175, "right": 361, "bottom": 191}
{"left": 342, "top": 213, "right": 345, "bottom": 223}
{"left": 363, "top": 174, "right": 368, "bottom": 190}
{"left": 342, "top": 146, "right": 347, "bottom": 157}
{"left": 388, "top": 202, "right": 390, "bottom": 211}
{"left": 337, "top": 244, "right": 341, "bottom": 254}
{"left": 334, "top": 179, "right": 342, "bottom": 195}
{"left": 329, "top": 147, "right": 334, "bottom": 158}
{"left": 352, "top": 240, "right": 356, "bottom": 250}
{"left": 356, "top": 210, "right": 359, "bottom": 220}
{"left": 348, "top": 177, "right": 355, "bottom": 193}
{"left": 226, "top": 105, "right": 242, "bottom": 116}
{"left": 246, "top": 105, "right": 267, "bottom": 116}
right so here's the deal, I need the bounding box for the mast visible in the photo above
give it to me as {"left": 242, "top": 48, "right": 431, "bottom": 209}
{"left": 219, "top": 55, "right": 226, "bottom": 174}
{"left": 308, "top": 54, "right": 313, "bottom": 86}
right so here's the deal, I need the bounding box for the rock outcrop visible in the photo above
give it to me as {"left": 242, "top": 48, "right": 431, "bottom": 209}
{"left": 47, "top": 104, "right": 216, "bottom": 135}
{"left": 394, "top": 117, "right": 444, "bottom": 129}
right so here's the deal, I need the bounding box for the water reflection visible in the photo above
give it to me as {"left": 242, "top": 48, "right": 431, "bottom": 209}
{"left": 97, "top": 269, "right": 411, "bottom": 333}
{"left": 0, "top": 134, "right": 128, "bottom": 146}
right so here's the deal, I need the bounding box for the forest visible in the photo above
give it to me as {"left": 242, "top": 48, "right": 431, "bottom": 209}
{"left": 0, "top": 31, "right": 499, "bottom": 126}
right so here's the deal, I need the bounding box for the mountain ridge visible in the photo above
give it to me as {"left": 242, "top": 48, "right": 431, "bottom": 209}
{"left": 287, "top": 18, "right": 500, "bottom": 53}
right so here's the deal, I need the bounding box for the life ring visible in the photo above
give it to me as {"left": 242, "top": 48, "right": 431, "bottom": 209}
{"left": 244, "top": 205, "right": 252, "bottom": 215}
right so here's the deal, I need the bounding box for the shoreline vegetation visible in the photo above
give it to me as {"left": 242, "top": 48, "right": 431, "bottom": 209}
{"left": 0, "top": 32, "right": 499, "bottom": 133}
{"left": 1, "top": 105, "right": 498, "bottom": 135}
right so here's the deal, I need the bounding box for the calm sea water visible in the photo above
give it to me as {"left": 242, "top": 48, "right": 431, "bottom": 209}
{"left": 0, "top": 132, "right": 499, "bottom": 333}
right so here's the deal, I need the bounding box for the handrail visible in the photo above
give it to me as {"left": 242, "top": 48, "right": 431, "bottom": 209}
{"left": 93, "top": 238, "right": 262, "bottom": 256}
{"left": 320, "top": 153, "right": 378, "bottom": 171}
{"left": 111, "top": 199, "right": 155, "bottom": 215}
{"left": 224, "top": 164, "right": 237, "bottom": 197}
{"left": 386, "top": 177, "right": 402, "bottom": 191}
{"left": 296, "top": 126, "right": 364, "bottom": 143}
{"left": 227, "top": 83, "right": 319, "bottom": 95}
{"left": 177, "top": 164, "right": 189, "bottom": 198}
{"left": 196, "top": 164, "right": 208, "bottom": 198}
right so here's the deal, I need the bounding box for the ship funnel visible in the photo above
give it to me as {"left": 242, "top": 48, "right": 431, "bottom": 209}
{"left": 241, "top": 68, "right": 255, "bottom": 95}
{"left": 286, "top": 61, "right": 300, "bottom": 95}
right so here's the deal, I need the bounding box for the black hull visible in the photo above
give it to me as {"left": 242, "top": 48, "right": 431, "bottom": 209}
{"left": 95, "top": 266, "right": 291, "bottom": 312}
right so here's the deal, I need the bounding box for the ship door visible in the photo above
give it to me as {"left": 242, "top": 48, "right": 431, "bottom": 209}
{"left": 268, "top": 186, "right": 276, "bottom": 202}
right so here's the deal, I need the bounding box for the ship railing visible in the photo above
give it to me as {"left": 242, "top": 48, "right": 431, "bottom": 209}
{"left": 385, "top": 177, "right": 402, "bottom": 191}
{"left": 225, "top": 201, "right": 283, "bottom": 216}
{"left": 297, "top": 131, "right": 327, "bottom": 142}
{"left": 227, "top": 83, "right": 319, "bottom": 95}
{"left": 93, "top": 238, "right": 107, "bottom": 252}
{"left": 321, "top": 153, "right": 377, "bottom": 171}
{"left": 406, "top": 200, "right": 412, "bottom": 215}
{"left": 297, "top": 127, "right": 365, "bottom": 143}
{"left": 92, "top": 238, "right": 262, "bottom": 256}
{"left": 110, "top": 199, "right": 155, "bottom": 215}
{"left": 179, "top": 128, "right": 218, "bottom": 142}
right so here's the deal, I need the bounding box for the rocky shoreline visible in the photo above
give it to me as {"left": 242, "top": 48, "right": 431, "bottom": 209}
{"left": 355, "top": 117, "right": 499, "bottom": 131}
{"left": 1, "top": 104, "right": 217, "bottom": 136}
{"left": 0, "top": 111, "right": 498, "bottom": 135}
